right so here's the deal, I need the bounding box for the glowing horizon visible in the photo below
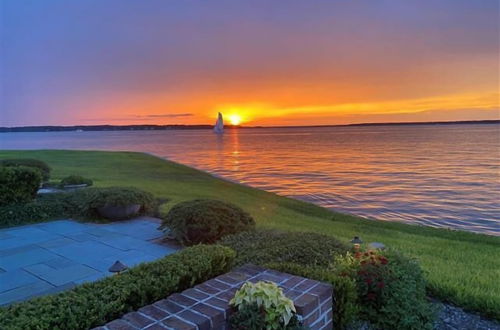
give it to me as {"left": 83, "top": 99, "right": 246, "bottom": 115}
{"left": 1, "top": 1, "right": 498, "bottom": 127}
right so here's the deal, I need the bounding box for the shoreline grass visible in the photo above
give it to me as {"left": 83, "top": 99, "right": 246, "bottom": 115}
{"left": 1, "top": 149, "right": 499, "bottom": 319}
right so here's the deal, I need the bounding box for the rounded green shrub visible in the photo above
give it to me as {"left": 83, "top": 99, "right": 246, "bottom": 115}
{"left": 333, "top": 249, "right": 436, "bottom": 329}
{"left": 161, "top": 199, "right": 255, "bottom": 245}
{"left": 219, "top": 229, "right": 349, "bottom": 267}
{"left": 60, "top": 175, "right": 93, "bottom": 187}
{"left": 0, "top": 166, "right": 42, "bottom": 207}
{"left": 0, "top": 158, "right": 51, "bottom": 181}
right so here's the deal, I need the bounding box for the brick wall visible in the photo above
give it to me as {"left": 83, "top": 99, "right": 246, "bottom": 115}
{"left": 95, "top": 264, "right": 333, "bottom": 330}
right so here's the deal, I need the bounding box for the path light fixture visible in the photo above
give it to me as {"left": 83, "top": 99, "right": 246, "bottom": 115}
{"left": 350, "top": 236, "right": 363, "bottom": 251}
{"left": 109, "top": 260, "right": 128, "bottom": 275}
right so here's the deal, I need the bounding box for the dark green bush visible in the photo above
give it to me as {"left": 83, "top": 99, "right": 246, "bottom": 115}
{"left": 0, "top": 187, "right": 162, "bottom": 227}
{"left": 0, "top": 194, "right": 66, "bottom": 228}
{"left": 0, "top": 244, "right": 236, "bottom": 330}
{"left": 161, "top": 199, "right": 255, "bottom": 245}
{"left": 60, "top": 175, "right": 93, "bottom": 187}
{"left": 229, "top": 303, "right": 305, "bottom": 330}
{"left": 68, "top": 187, "right": 159, "bottom": 219}
{"left": 266, "top": 262, "right": 359, "bottom": 330}
{"left": 0, "top": 158, "right": 51, "bottom": 181}
{"left": 219, "top": 229, "right": 349, "bottom": 267}
{"left": 0, "top": 166, "right": 42, "bottom": 207}
{"left": 332, "top": 250, "right": 436, "bottom": 330}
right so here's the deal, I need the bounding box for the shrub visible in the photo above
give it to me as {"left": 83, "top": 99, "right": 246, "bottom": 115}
{"left": 0, "top": 245, "right": 236, "bottom": 330}
{"left": 266, "top": 262, "right": 359, "bottom": 330}
{"left": 230, "top": 281, "right": 303, "bottom": 330}
{"left": 0, "top": 194, "right": 66, "bottom": 228}
{"left": 0, "top": 188, "right": 163, "bottom": 227}
{"left": 60, "top": 175, "right": 93, "bottom": 187}
{"left": 219, "top": 229, "right": 349, "bottom": 267}
{"left": 332, "top": 249, "right": 436, "bottom": 330}
{"left": 160, "top": 199, "right": 255, "bottom": 245}
{"left": 0, "top": 158, "right": 51, "bottom": 181}
{"left": 67, "top": 187, "right": 159, "bottom": 219}
{"left": 0, "top": 166, "right": 42, "bottom": 207}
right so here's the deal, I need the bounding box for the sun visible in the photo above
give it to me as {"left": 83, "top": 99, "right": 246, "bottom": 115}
{"left": 228, "top": 114, "right": 242, "bottom": 125}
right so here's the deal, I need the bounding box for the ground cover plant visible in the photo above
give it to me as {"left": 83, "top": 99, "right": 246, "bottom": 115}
{"left": 161, "top": 199, "right": 255, "bottom": 245}
{"left": 0, "top": 150, "right": 498, "bottom": 319}
{"left": 0, "top": 244, "right": 235, "bottom": 330}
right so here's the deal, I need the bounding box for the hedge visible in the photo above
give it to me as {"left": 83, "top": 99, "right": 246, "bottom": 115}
{"left": 219, "top": 229, "right": 349, "bottom": 267}
{"left": 0, "top": 158, "right": 51, "bottom": 181}
{"left": 0, "top": 166, "right": 42, "bottom": 207}
{"left": 0, "top": 245, "right": 236, "bottom": 330}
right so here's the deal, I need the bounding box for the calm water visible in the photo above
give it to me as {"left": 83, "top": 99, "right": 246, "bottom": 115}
{"left": 1, "top": 124, "right": 499, "bottom": 236}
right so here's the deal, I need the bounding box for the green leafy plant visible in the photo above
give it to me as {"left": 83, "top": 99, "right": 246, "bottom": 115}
{"left": 0, "top": 166, "right": 42, "bottom": 207}
{"left": 230, "top": 281, "right": 299, "bottom": 330}
{"left": 229, "top": 303, "right": 305, "bottom": 330}
{"left": 0, "top": 245, "right": 236, "bottom": 330}
{"left": 160, "top": 199, "right": 255, "bottom": 245}
{"left": 60, "top": 175, "right": 93, "bottom": 187}
{"left": 332, "top": 249, "right": 436, "bottom": 330}
{"left": 219, "top": 229, "right": 349, "bottom": 267}
{"left": 0, "top": 158, "right": 51, "bottom": 181}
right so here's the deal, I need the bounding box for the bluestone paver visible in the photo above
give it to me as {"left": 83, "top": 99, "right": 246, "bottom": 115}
{"left": 0, "top": 218, "right": 177, "bottom": 305}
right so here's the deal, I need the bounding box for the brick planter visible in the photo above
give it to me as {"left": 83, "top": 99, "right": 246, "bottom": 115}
{"left": 95, "top": 264, "right": 333, "bottom": 330}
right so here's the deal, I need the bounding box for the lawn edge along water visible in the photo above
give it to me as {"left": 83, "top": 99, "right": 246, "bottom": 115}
{"left": 1, "top": 149, "right": 499, "bottom": 320}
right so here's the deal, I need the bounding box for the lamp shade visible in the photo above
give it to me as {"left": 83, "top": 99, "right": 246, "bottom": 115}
{"left": 109, "top": 260, "right": 128, "bottom": 273}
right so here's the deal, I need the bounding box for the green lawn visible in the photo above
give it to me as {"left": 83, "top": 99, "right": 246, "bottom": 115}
{"left": 1, "top": 149, "right": 499, "bottom": 319}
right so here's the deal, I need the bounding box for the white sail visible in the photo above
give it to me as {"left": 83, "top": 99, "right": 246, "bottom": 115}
{"left": 214, "top": 112, "right": 224, "bottom": 134}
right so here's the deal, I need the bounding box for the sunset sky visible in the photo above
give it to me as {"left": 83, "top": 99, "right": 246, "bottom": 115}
{"left": 1, "top": 0, "right": 499, "bottom": 127}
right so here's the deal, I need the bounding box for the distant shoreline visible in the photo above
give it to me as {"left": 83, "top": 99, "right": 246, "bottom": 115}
{"left": 1, "top": 119, "right": 498, "bottom": 133}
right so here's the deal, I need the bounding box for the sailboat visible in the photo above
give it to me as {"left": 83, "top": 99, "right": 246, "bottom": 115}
{"left": 214, "top": 112, "right": 224, "bottom": 134}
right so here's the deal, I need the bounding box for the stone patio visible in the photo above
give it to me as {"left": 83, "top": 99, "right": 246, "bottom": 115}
{"left": 0, "top": 217, "right": 177, "bottom": 306}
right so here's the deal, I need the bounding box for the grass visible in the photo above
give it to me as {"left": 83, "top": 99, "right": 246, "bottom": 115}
{"left": 1, "top": 149, "right": 499, "bottom": 319}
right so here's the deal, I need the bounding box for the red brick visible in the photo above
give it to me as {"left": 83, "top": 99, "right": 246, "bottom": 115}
{"left": 105, "top": 319, "right": 136, "bottom": 330}
{"left": 303, "top": 308, "right": 320, "bottom": 325}
{"left": 323, "top": 320, "right": 333, "bottom": 330}
{"left": 320, "top": 297, "right": 333, "bottom": 315}
{"left": 205, "top": 279, "right": 231, "bottom": 291}
{"left": 192, "top": 303, "right": 225, "bottom": 326}
{"left": 294, "top": 293, "right": 319, "bottom": 316}
{"left": 234, "top": 264, "right": 265, "bottom": 276}
{"left": 281, "top": 276, "right": 305, "bottom": 289}
{"left": 308, "top": 283, "right": 333, "bottom": 300}
{"left": 162, "top": 316, "right": 196, "bottom": 330}
{"left": 294, "top": 279, "right": 318, "bottom": 293}
{"left": 138, "top": 305, "right": 169, "bottom": 321}
{"left": 205, "top": 297, "right": 231, "bottom": 314}
{"left": 168, "top": 293, "right": 197, "bottom": 308}
{"left": 154, "top": 299, "right": 183, "bottom": 314}
{"left": 122, "top": 311, "right": 155, "bottom": 328}
{"left": 145, "top": 323, "right": 168, "bottom": 330}
{"left": 178, "top": 310, "right": 211, "bottom": 330}
{"left": 195, "top": 283, "right": 220, "bottom": 295}
{"left": 182, "top": 288, "right": 210, "bottom": 300}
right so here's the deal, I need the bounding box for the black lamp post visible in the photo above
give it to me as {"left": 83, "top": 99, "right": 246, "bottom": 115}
{"left": 109, "top": 260, "right": 128, "bottom": 275}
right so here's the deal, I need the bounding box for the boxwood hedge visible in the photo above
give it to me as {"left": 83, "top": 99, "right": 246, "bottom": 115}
{"left": 0, "top": 244, "right": 236, "bottom": 330}
{"left": 0, "top": 166, "right": 42, "bottom": 207}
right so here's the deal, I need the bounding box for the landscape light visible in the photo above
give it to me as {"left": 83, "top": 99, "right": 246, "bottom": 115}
{"left": 109, "top": 260, "right": 128, "bottom": 274}
{"left": 350, "top": 236, "right": 363, "bottom": 251}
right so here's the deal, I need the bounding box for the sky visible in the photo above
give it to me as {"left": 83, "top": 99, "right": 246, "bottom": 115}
{"left": 1, "top": 0, "right": 499, "bottom": 127}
